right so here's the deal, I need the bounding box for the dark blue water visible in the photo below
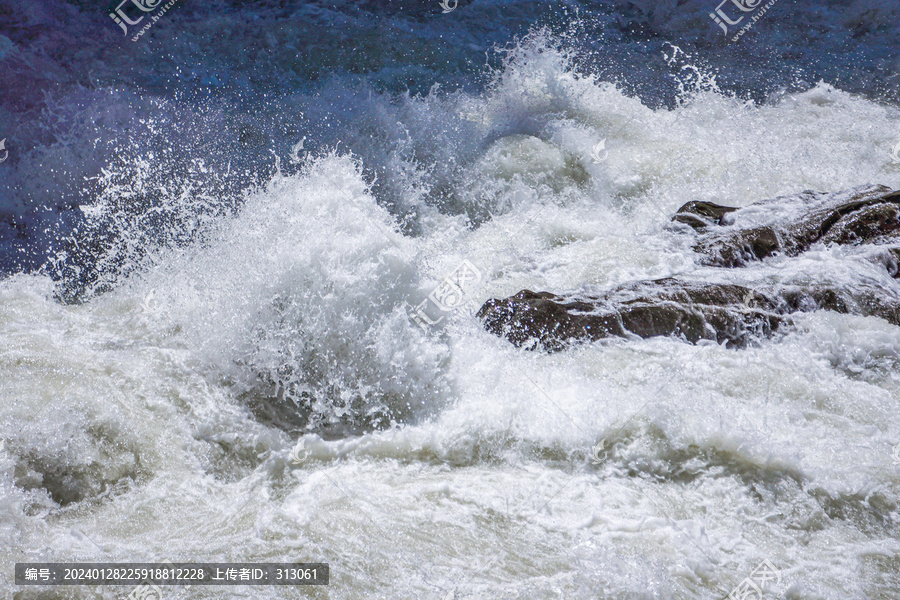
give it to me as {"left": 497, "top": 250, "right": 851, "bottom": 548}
{"left": 0, "top": 0, "right": 898, "bottom": 286}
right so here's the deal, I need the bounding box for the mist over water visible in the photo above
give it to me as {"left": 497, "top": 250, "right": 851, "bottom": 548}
{"left": 2, "top": 1, "right": 900, "bottom": 599}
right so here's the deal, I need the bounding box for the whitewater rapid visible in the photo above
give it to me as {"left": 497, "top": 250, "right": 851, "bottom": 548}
{"left": 3, "top": 38, "right": 900, "bottom": 599}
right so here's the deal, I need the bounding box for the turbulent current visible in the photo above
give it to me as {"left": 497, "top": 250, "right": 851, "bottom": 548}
{"left": 1, "top": 1, "right": 900, "bottom": 599}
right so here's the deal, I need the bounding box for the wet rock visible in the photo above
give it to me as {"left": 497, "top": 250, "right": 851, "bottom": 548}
{"left": 680, "top": 185, "right": 900, "bottom": 267}
{"left": 821, "top": 202, "right": 900, "bottom": 246}
{"left": 478, "top": 186, "right": 900, "bottom": 351}
{"left": 477, "top": 280, "right": 785, "bottom": 351}
{"left": 692, "top": 226, "right": 782, "bottom": 267}
{"left": 671, "top": 200, "right": 739, "bottom": 230}
{"left": 477, "top": 278, "right": 900, "bottom": 351}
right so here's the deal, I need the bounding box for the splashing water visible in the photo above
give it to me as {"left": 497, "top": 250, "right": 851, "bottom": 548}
{"left": 2, "top": 11, "right": 900, "bottom": 600}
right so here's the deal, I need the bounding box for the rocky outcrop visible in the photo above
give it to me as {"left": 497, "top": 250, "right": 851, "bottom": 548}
{"left": 678, "top": 185, "right": 900, "bottom": 268}
{"left": 476, "top": 279, "right": 900, "bottom": 351}
{"left": 477, "top": 280, "right": 783, "bottom": 351}
{"left": 477, "top": 185, "right": 900, "bottom": 351}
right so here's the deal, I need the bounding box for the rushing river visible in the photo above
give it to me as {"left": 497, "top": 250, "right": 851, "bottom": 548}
{"left": 2, "top": 1, "right": 900, "bottom": 598}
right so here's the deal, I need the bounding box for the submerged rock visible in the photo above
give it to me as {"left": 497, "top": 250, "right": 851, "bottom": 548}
{"left": 477, "top": 185, "right": 900, "bottom": 351}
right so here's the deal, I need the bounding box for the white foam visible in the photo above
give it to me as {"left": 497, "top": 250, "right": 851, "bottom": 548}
{"left": 2, "top": 37, "right": 900, "bottom": 599}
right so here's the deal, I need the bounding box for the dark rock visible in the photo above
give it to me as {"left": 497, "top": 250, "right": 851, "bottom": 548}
{"left": 821, "top": 202, "right": 900, "bottom": 246}
{"left": 477, "top": 278, "right": 900, "bottom": 352}
{"left": 692, "top": 226, "right": 782, "bottom": 267}
{"left": 682, "top": 185, "right": 900, "bottom": 267}
{"left": 477, "top": 280, "right": 785, "bottom": 351}
{"left": 672, "top": 200, "right": 739, "bottom": 230}
{"left": 478, "top": 186, "right": 900, "bottom": 351}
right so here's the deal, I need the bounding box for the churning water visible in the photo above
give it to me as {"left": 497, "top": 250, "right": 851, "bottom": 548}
{"left": 2, "top": 1, "right": 900, "bottom": 598}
